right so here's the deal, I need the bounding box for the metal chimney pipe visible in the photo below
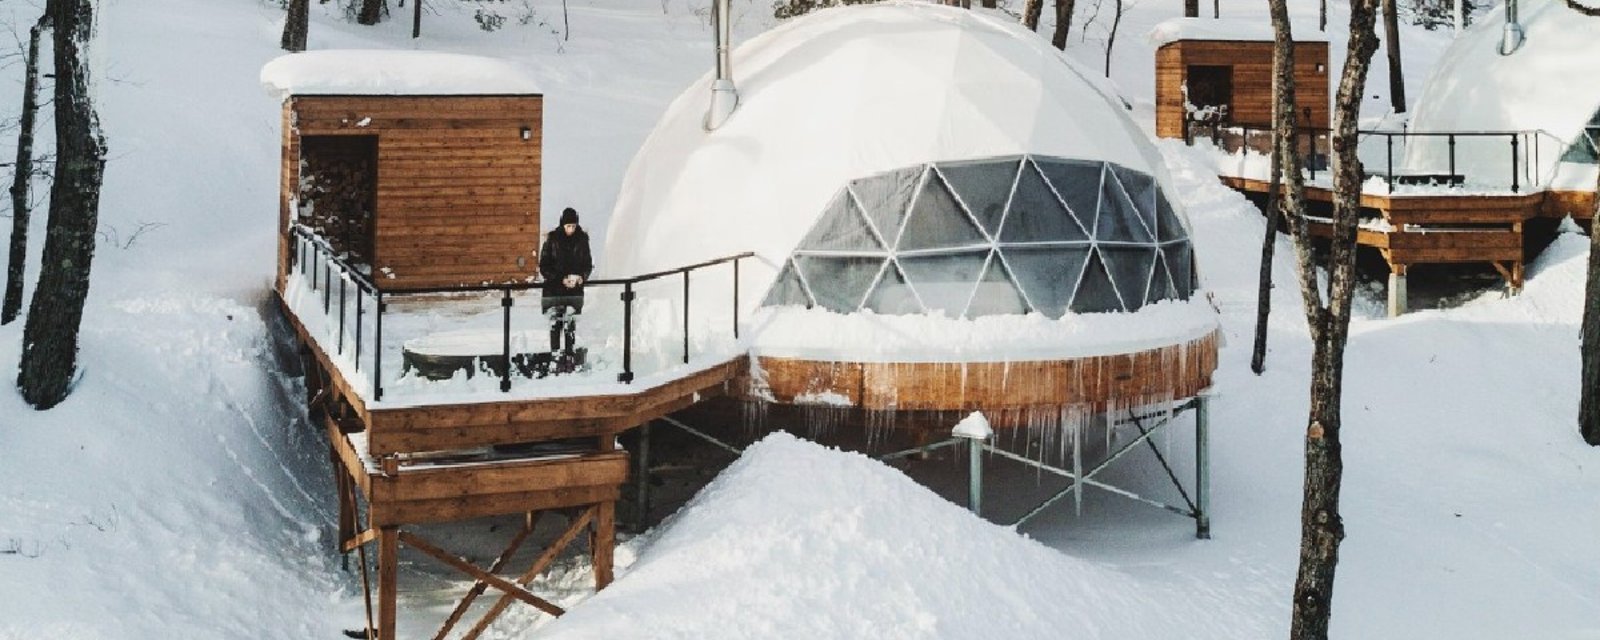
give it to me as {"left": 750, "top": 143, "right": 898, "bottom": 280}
{"left": 1499, "top": 0, "right": 1525, "bottom": 55}
{"left": 705, "top": 0, "right": 739, "bottom": 131}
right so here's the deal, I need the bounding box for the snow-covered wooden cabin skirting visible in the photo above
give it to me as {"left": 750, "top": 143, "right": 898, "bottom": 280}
{"left": 1150, "top": 19, "right": 1330, "bottom": 141}
{"left": 261, "top": 51, "right": 749, "bottom": 640}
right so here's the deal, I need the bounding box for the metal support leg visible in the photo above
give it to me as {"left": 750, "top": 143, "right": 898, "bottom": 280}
{"left": 968, "top": 437, "right": 984, "bottom": 517}
{"left": 1072, "top": 419, "right": 1084, "bottom": 516}
{"left": 1195, "top": 394, "right": 1212, "bottom": 540}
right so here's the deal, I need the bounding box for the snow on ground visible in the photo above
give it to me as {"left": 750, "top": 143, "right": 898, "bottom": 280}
{"left": 2, "top": 0, "right": 1598, "bottom": 638}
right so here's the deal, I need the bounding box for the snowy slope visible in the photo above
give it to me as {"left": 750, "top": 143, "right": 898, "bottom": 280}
{"left": 1, "top": 0, "right": 1597, "bottom": 638}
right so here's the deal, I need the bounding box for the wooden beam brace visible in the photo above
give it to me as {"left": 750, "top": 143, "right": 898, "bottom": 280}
{"left": 431, "top": 514, "right": 541, "bottom": 640}
{"left": 1491, "top": 261, "right": 1514, "bottom": 284}
{"left": 343, "top": 528, "right": 379, "bottom": 554}
{"left": 461, "top": 507, "right": 596, "bottom": 640}
{"left": 398, "top": 531, "right": 565, "bottom": 618}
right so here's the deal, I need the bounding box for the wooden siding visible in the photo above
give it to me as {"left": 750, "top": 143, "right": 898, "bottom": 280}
{"left": 1155, "top": 41, "right": 1330, "bottom": 140}
{"left": 752, "top": 330, "right": 1218, "bottom": 414}
{"left": 281, "top": 95, "right": 544, "bottom": 291}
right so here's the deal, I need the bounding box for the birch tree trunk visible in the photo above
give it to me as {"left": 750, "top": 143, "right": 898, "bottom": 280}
{"left": 4, "top": 15, "right": 47, "bottom": 325}
{"left": 17, "top": 0, "right": 106, "bottom": 410}
{"left": 1274, "top": 0, "right": 1380, "bottom": 633}
{"left": 1251, "top": 146, "right": 1283, "bottom": 374}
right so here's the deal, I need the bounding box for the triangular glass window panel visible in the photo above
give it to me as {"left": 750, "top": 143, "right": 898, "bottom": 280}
{"left": 966, "top": 251, "right": 1030, "bottom": 317}
{"left": 850, "top": 167, "right": 922, "bottom": 248}
{"left": 1069, "top": 249, "right": 1124, "bottom": 314}
{"left": 1144, "top": 251, "right": 1178, "bottom": 306}
{"left": 899, "top": 170, "right": 987, "bottom": 251}
{"left": 797, "top": 188, "right": 885, "bottom": 252}
{"left": 999, "top": 160, "right": 1090, "bottom": 243}
{"left": 1100, "top": 246, "right": 1158, "bottom": 311}
{"left": 937, "top": 158, "right": 1020, "bottom": 236}
{"left": 1032, "top": 157, "right": 1102, "bottom": 240}
{"left": 1112, "top": 164, "right": 1160, "bottom": 241}
{"left": 1162, "top": 243, "right": 1195, "bottom": 299}
{"left": 1155, "top": 194, "right": 1187, "bottom": 242}
{"left": 863, "top": 261, "right": 923, "bottom": 315}
{"left": 900, "top": 250, "right": 987, "bottom": 317}
{"left": 761, "top": 259, "right": 814, "bottom": 308}
{"left": 1002, "top": 246, "right": 1092, "bottom": 319}
{"left": 1097, "top": 170, "right": 1155, "bottom": 243}
{"left": 794, "top": 255, "right": 885, "bottom": 313}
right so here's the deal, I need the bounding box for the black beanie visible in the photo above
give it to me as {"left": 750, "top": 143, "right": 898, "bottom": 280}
{"left": 560, "top": 207, "right": 579, "bottom": 225}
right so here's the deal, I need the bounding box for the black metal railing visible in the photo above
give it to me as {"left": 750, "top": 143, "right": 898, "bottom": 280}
{"left": 1196, "top": 122, "right": 1548, "bottom": 194}
{"left": 288, "top": 224, "right": 752, "bottom": 401}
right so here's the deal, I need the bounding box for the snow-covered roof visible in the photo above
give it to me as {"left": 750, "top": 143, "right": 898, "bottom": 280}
{"left": 605, "top": 2, "right": 1200, "bottom": 330}
{"left": 259, "top": 50, "right": 541, "bottom": 99}
{"left": 1402, "top": 0, "right": 1600, "bottom": 188}
{"left": 1146, "top": 17, "right": 1328, "bottom": 47}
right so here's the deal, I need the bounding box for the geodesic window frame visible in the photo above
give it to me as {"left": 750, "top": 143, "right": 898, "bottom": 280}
{"left": 762, "top": 154, "right": 1197, "bottom": 318}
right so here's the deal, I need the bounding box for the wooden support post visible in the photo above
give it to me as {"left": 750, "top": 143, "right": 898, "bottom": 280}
{"left": 377, "top": 527, "right": 399, "bottom": 640}
{"left": 594, "top": 501, "right": 616, "bottom": 590}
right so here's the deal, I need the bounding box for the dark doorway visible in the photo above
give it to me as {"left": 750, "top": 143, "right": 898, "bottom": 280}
{"left": 299, "top": 135, "right": 378, "bottom": 268}
{"left": 1185, "top": 65, "right": 1233, "bottom": 122}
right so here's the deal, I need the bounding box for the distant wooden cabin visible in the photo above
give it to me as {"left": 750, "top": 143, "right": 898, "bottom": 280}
{"left": 265, "top": 52, "right": 544, "bottom": 291}
{"left": 1151, "top": 18, "right": 1330, "bottom": 140}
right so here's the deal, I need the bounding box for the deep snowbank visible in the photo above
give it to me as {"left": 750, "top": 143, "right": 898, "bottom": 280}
{"left": 538, "top": 433, "right": 1247, "bottom": 639}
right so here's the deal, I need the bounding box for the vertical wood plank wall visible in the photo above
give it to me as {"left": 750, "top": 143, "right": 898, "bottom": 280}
{"left": 1155, "top": 41, "right": 1330, "bottom": 140}
{"left": 280, "top": 94, "right": 544, "bottom": 291}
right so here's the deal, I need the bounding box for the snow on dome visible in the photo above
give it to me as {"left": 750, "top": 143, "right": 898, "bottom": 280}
{"left": 1145, "top": 17, "right": 1328, "bottom": 47}
{"left": 259, "top": 50, "right": 540, "bottom": 100}
{"left": 1401, "top": 0, "right": 1600, "bottom": 188}
{"left": 605, "top": 1, "right": 1202, "bottom": 333}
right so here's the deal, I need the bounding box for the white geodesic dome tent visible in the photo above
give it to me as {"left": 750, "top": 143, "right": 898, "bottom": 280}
{"left": 605, "top": 1, "right": 1201, "bottom": 329}
{"left": 1401, "top": 0, "right": 1600, "bottom": 191}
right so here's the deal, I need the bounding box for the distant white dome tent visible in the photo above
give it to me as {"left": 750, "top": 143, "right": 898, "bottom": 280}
{"left": 606, "top": 2, "right": 1219, "bottom": 417}
{"left": 1403, "top": 0, "right": 1600, "bottom": 204}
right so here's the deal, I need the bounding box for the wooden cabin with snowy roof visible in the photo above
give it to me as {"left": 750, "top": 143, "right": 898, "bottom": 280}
{"left": 264, "top": 50, "right": 545, "bottom": 292}
{"left": 1150, "top": 18, "right": 1329, "bottom": 140}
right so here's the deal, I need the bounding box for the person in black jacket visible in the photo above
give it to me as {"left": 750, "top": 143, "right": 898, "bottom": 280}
{"left": 539, "top": 207, "right": 593, "bottom": 356}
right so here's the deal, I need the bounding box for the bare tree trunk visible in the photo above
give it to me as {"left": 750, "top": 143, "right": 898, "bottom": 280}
{"left": 1023, "top": 0, "right": 1044, "bottom": 30}
{"left": 17, "top": 0, "right": 106, "bottom": 410}
{"left": 1581, "top": 177, "right": 1600, "bottom": 445}
{"left": 1283, "top": 0, "right": 1380, "bottom": 633}
{"left": 1051, "top": 0, "right": 1075, "bottom": 49}
{"left": 982, "top": 0, "right": 997, "bottom": 7}
{"left": 1251, "top": 145, "right": 1283, "bottom": 374}
{"left": 1382, "top": 0, "right": 1406, "bottom": 113}
{"left": 1213, "top": 0, "right": 1220, "bottom": 17}
{"left": 1102, "top": 0, "right": 1123, "bottom": 77}
{"left": 1185, "top": 0, "right": 1199, "bottom": 17}
{"left": 358, "top": 0, "right": 383, "bottom": 25}
{"left": 1321, "top": 0, "right": 1328, "bottom": 30}
{"left": 4, "top": 15, "right": 47, "bottom": 326}
{"left": 281, "top": 0, "right": 309, "bottom": 52}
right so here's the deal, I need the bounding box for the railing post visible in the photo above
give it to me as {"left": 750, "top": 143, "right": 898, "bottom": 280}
{"left": 354, "top": 292, "right": 363, "bottom": 372}
{"left": 1386, "top": 133, "right": 1396, "bottom": 193}
{"left": 338, "top": 277, "right": 346, "bottom": 354}
{"left": 1448, "top": 134, "right": 1457, "bottom": 185}
{"left": 682, "top": 271, "right": 691, "bottom": 365}
{"left": 1306, "top": 130, "right": 1317, "bottom": 182}
{"left": 1510, "top": 133, "right": 1520, "bottom": 193}
{"left": 733, "top": 258, "right": 741, "bottom": 340}
{"left": 619, "top": 283, "right": 635, "bottom": 383}
{"left": 374, "top": 291, "right": 384, "bottom": 401}
{"left": 500, "top": 289, "right": 513, "bottom": 393}
{"left": 323, "top": 261, "right": 332, "bottom": 313}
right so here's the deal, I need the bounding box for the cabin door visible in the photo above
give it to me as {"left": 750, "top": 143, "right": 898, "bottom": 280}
{"left": 298, "top": 135, "right": 379, "bottom": 268}
{"left": 1184, "top": 65, "right": 1233, "bottom": 124}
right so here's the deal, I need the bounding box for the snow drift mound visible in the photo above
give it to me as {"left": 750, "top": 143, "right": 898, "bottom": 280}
{"left": 540, "top": 433, "right": 1225, "bottom": 639}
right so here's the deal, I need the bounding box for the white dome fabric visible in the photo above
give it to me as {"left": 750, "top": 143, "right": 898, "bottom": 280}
{"left": 1401, "top": 0, "right": 1600, "bottom": 187}
{"left": 603, "top": 1, "right": 1187, "bottom": 315}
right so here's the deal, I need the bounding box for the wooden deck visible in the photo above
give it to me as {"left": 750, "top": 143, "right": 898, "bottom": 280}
{"left": 1220, "top": 175, "right": 1595, "bottom": 314}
